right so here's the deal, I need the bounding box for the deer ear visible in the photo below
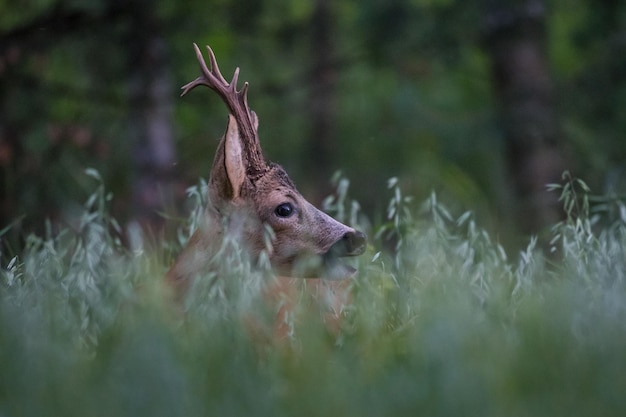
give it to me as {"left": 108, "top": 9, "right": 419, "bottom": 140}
{"left": 224, "top": 114, "right": 246, "bottom": 199}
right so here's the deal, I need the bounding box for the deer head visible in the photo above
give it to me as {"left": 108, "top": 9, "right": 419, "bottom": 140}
{"left": 167, "top": 44, "right": 366, "bottom": 295}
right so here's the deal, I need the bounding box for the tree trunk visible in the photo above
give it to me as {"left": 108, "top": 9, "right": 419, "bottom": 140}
{"left": 304, "top": 0, "right": 337, "bottom": 202}
{"left": 127, "top": 7, "right": 177, "bottom": 237}
{"left": 483, "top": 0, "right": 568, "bottom": 237}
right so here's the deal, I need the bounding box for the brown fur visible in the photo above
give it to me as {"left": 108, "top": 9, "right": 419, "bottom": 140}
{"left": 167, "top": 44, "right": 366, "bottom": 338}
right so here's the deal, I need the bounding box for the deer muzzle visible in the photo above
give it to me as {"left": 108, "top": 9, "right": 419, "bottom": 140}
{"left": 318, "top": 229, "right": 367, "bottom": 280}
{"left": 328, "top": 230, "right": 367, "bottom": 257}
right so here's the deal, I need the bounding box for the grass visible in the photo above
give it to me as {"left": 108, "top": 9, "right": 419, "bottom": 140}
{"left": 2, "top": 170, "right": 626, "bottom": 417}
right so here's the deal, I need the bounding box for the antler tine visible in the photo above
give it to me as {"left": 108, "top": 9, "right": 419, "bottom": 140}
{"left": 204, "top": 44, "right": 228, "bottom": 85}
{"left": 241, "top": 82, "right": 250, "bottom": 108}
{"left": 230, "top": 67, "right": 241, "bottom": 94}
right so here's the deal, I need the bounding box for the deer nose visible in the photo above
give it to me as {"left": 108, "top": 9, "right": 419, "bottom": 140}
{"left": 341, "top": 230, "right": 367, "bottom": 256}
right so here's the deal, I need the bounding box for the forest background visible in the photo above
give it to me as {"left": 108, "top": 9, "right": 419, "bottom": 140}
{"left": 1, "top": 0, "right": 625, "bottom": 253}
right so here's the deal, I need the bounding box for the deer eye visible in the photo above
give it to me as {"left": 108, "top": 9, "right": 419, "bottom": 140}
{"left": 274, "top": 202, "right": 294, "bottom": 218}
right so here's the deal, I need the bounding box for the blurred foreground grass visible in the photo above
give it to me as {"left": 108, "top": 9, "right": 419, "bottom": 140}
{"left": 2, "top": 172, "right": 626, "bottom": 417}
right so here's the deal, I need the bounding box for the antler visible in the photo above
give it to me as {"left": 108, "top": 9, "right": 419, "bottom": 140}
{"left": 182, "top": 43, "right": 267, "bottom": 178}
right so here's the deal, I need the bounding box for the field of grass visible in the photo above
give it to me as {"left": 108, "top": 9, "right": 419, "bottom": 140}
{"left": 2, "top": 171, "right": 626, "bottom": 417}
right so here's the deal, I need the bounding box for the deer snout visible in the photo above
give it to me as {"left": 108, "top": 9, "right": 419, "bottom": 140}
{"left": 330, "top": 230, "right": 367, "bottom": 257}
{"left": 345, "top": 230, "right": 367, "bottom": 255}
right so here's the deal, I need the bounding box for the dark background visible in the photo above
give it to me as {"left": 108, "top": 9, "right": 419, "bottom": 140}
{"left": 1, "top": 0, "right": 625, "bottom": 254}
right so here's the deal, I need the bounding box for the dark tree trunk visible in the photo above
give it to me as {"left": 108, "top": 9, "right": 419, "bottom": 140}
{"left": 127, "top": 6, "right": 177, "bottom": 236}
{"left": 304, "top": 0, "right": 337, "bottom": 202}
{"left": 0, "top": 120, "right": 22, "bottom": 254}
{"left": 483, "top": 0, "right": 568, "bottom": 237}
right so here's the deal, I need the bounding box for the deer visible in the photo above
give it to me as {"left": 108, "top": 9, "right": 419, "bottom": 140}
{"left": 166, "top": 44, "right": 367, "bottom": 337}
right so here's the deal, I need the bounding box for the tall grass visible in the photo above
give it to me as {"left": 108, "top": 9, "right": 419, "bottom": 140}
{"left": 2, "top": 170, "right": 626, "bottom": 417}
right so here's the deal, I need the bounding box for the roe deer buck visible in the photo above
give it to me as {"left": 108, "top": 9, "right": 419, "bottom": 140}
{"left": 166, "top": 44, "right": 366, "bottom": 334}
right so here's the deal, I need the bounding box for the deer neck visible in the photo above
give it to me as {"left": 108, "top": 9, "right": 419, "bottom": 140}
{"left": 166, "top": 202, "right": 258, "bottom": 297}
